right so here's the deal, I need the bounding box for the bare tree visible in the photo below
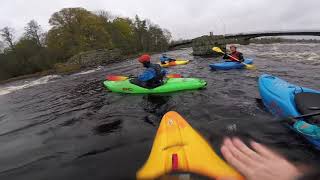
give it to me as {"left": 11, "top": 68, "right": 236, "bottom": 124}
{"left": 95, "top": 10, "right": 115, "bottom": 22}
{"left": 24, "top": 20, "right": 43, "bottom": 47}
{"left": 0, "top": 40, "right": 4, "bottom": 53}
{"left": 0, "top": 27, "right": 15, "bottom": 50}
{"left": 163, "top": 29, "right": 172, "bottom": 42}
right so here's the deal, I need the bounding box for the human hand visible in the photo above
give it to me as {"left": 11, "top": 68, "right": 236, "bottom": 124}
{"left": 221, "top": 137, "right": 302, "bottom": 180}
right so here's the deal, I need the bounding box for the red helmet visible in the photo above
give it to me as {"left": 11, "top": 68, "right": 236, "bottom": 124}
{"left": 138, "top": 54, "right": 151, "bottom": 63}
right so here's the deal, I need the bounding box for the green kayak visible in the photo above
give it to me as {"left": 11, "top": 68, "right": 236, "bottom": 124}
{"left": 104, "top": 78, "right": 207, "bottom": 94}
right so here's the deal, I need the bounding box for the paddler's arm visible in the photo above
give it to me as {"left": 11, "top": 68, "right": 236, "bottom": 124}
{"left": 222, "top": 54, "right": 229, "bottom": 59}
{"left": 238, "top": 52, "right": 244, "bottom": 62}
{"left": 161, "top": 69, "right": 168, "bottom": 78}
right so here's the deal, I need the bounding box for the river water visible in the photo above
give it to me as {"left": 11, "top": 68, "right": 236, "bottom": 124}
{"left": 0, "top": 43, "right": 319, "bottom": 180}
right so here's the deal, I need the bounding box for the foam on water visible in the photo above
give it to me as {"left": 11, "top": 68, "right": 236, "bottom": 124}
{"left": 73, "top": 66, "right": 102, "bottom": 76}
{"left": 0, "top": 75, "right": 60, "bottom": 96}
{"left": 241, "top": 43, "right": 320, "bottom": 63}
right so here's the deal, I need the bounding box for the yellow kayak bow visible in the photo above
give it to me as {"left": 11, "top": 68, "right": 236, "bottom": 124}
{"left": 137, "top": 111, "right": 243, "bottom": 180}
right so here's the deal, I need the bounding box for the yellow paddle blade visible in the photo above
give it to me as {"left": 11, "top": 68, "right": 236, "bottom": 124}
{"left": 244, "top": 64, "right": 257, "bottom": 70}
{"left": 212, "top": 47, "right": 224, "bottom": 54}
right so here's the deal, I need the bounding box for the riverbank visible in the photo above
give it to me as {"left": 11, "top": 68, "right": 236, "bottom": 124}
{"left": 0, "top": 49, "right": 165, "bottom": 85}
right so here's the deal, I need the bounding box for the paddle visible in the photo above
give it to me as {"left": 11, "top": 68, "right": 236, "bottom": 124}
{"left": 278, "top": 111, "right": 320, "bottom": 126}
{"left": 106, "top": 74, "right": 182, "bottom": 81}
{"left": 212, "top": 47, "right": 256, "bottom": 70}
{"left": 290, "top": 111, "right": 320, "bottom": 121}
{"left": 255, "top": 98, "right": 320, "bottom": 125}
{"left": 260, "top": 111, "right": 320, "bottom": 127}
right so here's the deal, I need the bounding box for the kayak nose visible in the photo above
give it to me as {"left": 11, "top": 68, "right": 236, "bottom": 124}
{"left": 200, "top": 80, "right": 207, "bottom": 87}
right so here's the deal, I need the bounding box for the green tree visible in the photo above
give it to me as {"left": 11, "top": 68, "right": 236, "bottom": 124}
{"left": 109, "top": 17, "right": 136, "bottom": 54}
{"left": 11, "top": 39, "right": 39, "bottom": 74}
{"left": 134, "top": 15, "right": 148, "bottom": 51}
{"left": 132, "top": 15, "right": 171, "bottom": 52}
{"left": 47, "top": 8, "right": 113, "bottom": 60}
{"left": 0, "top": 7, "right": 172, "bottom": 81}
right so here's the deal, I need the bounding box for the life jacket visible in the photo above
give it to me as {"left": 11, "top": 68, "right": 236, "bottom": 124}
{"left": 147, "top": 63, "right": 164, "bottom": 84}
{"left": 229, "top": 51, "right": 241, "bottom": 61}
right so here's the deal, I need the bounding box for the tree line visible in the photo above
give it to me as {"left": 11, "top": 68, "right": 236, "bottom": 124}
{"left": 0, "top": 7, "right": 171, "bottom": 81}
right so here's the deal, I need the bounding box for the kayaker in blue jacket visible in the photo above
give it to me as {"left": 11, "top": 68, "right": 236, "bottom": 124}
{"left": 223, "top": 45, "right": 244, "bottom": 62}
{"left": 130, "top": 54, "right": 167, "bottom": 89}
{"left": 160, "top": 54, "right": 176, "bottom": 64}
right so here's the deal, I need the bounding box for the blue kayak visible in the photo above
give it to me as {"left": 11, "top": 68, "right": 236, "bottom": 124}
{"left": 259, "top": 74, "right": 320, "bottom": 150}
{"left": 209, "top": 59, "right": 253, "bottom": 70}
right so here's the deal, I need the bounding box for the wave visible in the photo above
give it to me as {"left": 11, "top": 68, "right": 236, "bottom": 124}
{"left": 0, "top": 75, "right": 60, "bottom": 96}
{"left": 241, "top": 43, "right": 320, "bottom": 63}
{"left": 72, "top": 66, "right": 102, "bottom": 76}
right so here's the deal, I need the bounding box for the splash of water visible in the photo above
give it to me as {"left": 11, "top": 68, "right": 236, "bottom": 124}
{"left": 0, "top": 75, "right": 60, "bottom": 96}
{"left": 73, "top": 66, "right": 102, "bottom": 76}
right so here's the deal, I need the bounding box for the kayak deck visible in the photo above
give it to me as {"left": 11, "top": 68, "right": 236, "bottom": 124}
{"left": 104, "top": 78, "right": 206, "bottom": 94}
{"left": 209, "top": 59, "right": 253, "bottom": 70}
{"left": 259, "top": 74, "right": 320, "bottom": 150}
{"left": 137, "top": 111, "right": 243, "bottom": 180}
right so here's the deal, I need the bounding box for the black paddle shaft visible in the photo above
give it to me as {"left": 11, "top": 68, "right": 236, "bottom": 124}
{"left": 277, "top": 111, "right": 320, "bottom": 125}
{"left": 293, "top": 111, "right": 320, "bottom": 119}
{"left": 284, "top": 111, "right": 320, "bottom": 124}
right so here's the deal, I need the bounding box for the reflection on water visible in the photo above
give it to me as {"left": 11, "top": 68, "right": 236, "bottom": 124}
{"left": 94, "top": 120, "right": 122, "bottom": 135}
{"left": 0, "top": 44, "right": 320, "bottom": 179}
{"left": 142, "top": 95, "right": 172, "bottom": 114}
{"left": 140, "top": 95, "right": 172, "bottom": 126}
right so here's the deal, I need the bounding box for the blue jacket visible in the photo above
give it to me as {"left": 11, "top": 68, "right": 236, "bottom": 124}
{"left": 138, "top": 64, "right": 167, "bottom": 82}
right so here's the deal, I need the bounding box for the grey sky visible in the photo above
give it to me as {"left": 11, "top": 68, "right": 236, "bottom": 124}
{"left": 1, "top": 0, "right": 320, "bottom": 40}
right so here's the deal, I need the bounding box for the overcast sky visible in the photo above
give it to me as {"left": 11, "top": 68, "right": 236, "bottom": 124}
{"left": 0, "top": 0, "right": 319, "bottom": 40}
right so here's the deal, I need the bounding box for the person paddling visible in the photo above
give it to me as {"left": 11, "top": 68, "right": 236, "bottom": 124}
{"left": 130, "top": 54, "right": 167, "bottom": 89}
{"left": 223, "top": 45, "right": 244, "bottom": 62}
{"left": 160, "top": 54, "right": 176, "bottom": 64}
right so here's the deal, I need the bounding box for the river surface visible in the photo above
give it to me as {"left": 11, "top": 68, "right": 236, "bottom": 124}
{"left": 0, "top": 43, "right": 320, "bottom": 180}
